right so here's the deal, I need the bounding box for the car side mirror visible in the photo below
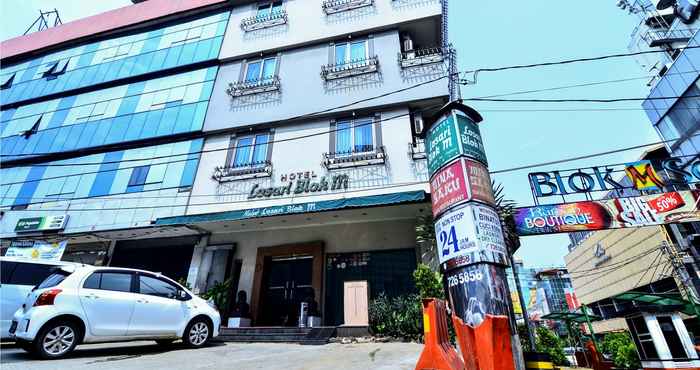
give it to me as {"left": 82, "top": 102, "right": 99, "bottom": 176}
{"left": 177, "top": 289, "right": 190, "bottom": 301}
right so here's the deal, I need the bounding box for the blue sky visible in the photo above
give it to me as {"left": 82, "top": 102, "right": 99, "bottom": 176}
{"left": 1, "top": 1, "right": 661, "bottom": 268}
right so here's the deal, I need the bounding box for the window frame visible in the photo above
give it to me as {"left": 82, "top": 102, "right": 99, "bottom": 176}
{"left": 334, "top": 116, "right": 376, "bottom": 156}
{"left": 229, "top": 132, "right": 272, "bottom": 168}
{"left": 333, "top": 39, "right": 369, "bottom": 66}
{"left": 243, "top": 57, "right": 278, "bottom": 83}
{"left": 137, "top": 272, "right": 181, "bottom": 300}
{"left": 81, "top": 270, "right": 136, "bottom": 293}
{"left": 256, "top": 1, "right": 284, "bottom": 18}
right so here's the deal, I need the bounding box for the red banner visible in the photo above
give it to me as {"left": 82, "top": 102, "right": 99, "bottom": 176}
{"left": 430, "top": 158, "right": 495, "bottom": 217}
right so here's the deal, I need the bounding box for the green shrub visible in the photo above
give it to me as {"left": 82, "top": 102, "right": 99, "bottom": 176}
{"left": 601, "top": 332, "right": 640, "bottom": 369}
{"left": 535, "top": 326, "right": 569, "bottom": 366}
{"left": 368, "top": 293, "right": 423, "bottom": 341}
{"left": 413, "top": 263, "right": 444, "bottom": 299}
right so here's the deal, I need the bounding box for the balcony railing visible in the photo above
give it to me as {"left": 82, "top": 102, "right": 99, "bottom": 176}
{"left": 240, "top": 10, "right": 288, "bottom": 32}
{"left": 409, "top": 139, "right": 426, "bottom": 160}
{"left": 322, "top": 0, "right": 374, "bottom": 15}
{"left": 321, "top": 56, "right": 379, "bottom": 80}
{"left": 226, "top": 76, "right": 281, "bottom": 98}
{"left": 323, "top": 145, "right": 386, "bottom": 169}
{"left": 399, "top": 47, "right": 446, "bottom": 68}
{"left": 642, "top": 28, "right": 697, "bottom": 47}
{"left": 212, "top": 161, "right": 272, "bottom": 182}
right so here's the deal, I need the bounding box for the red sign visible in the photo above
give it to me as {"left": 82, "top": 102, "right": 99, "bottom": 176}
{"left": 430, "top": 158, "right": 495, "bottom": 217}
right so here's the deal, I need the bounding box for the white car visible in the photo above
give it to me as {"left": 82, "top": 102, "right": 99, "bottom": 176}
{"left": 11, "top": 264, "right": 220, "bottom": 359}
{"left": 1, "top": 257, "right": 77, "bottom": 339}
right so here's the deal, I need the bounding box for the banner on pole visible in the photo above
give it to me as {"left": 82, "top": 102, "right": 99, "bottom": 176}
{"left": 430, "top": 158, "right": 495, "bottom": 217}
{"left": 426, "top": 112, "right": 488, "bottom": 176}
{"left": 514, "top": 190, "right": 700, "bottom": 236}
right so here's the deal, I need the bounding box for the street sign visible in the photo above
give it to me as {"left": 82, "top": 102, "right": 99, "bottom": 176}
{"left": 430, "top": 158, "right": 495, "bottom": 217}
{"left": 426, "top": 112, "right": 487, "bottom": 176}
{"left": 434, "top": 203, "right": 508, "bottom": 265}
{"left": 15, "top": 215, "right": 69, "bottom": 232}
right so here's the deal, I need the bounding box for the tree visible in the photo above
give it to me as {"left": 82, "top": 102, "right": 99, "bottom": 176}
{"left": 601, "top": 332, "right": 641, "bottom": 369}
{"left": 413, "top": 263, "right": 444, "bottom": 299}
{"left": 535, "top": 326, "right": 569, "bottom": 366}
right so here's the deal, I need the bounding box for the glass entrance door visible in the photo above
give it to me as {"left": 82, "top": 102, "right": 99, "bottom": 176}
{"left": 259, "top": 255, "right": 313, "bottom": 326}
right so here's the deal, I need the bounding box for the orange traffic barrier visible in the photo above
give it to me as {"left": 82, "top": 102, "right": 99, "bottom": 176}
{"left": 415, "top": 299, "right": 465, "bottom": 370}
{"left": 452, "top": 314, "right": 516, "bottom": 370}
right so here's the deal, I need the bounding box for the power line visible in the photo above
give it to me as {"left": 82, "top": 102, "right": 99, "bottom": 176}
{"left": 462, "top": 94, "right": 700, "bottom": 104}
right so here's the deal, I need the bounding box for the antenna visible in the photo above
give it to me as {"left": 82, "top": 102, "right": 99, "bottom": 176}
{"left": 24, "top": 9, "right": 62, "bottom": 35}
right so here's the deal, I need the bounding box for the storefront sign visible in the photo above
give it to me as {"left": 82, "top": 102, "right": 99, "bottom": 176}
{"left": 6, "top": 240, "right": 67, "bottom": 260}
{"left": 514, "top": 190, "right": 700, "bottom": 236}
{"left": 430, "top": 158, "right": 495, "bottom": 217}
{"left": 529, "top": 156, "right": 700, "bottom": 199}
{"left": 14, "top": 215, "right": 69, "bottom": 232}
{"left": 426, "top": 112, "right": 487, "bottom": 176}
{"left": 248, "top": 174, "right": 349, "bottom": 199}
{"left": 434, "top": 203, "right": 508, "bottom": 265}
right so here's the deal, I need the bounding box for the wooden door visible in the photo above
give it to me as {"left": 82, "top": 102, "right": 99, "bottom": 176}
{"left": 343, "top": 281, "right": 369, "bottom": 326}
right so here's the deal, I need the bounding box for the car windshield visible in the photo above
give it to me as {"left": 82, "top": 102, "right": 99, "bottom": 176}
{"left": 36, "top": 268, "right": 71, "bottom": 289}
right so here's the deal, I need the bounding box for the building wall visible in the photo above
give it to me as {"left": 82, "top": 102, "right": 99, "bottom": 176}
{"left": 204, "top": 28, "right": 448, "bottom": 132}
{"left": 207, "top": 217, "right": 418, "bottom": 308}
{"left": 564, "top": 226, "right": 671, "bottom": 305}
{"left": 219, "top": 0, "right": 442, "bottom": 61}
{"left": 188, "top": 105, "right": 429, "bottom": 215}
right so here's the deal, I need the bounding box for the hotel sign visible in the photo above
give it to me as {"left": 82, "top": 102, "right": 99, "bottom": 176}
{"left": 430, "top": 157, "right": 495, "bottom": 217}
{"left": 15, "top": 215, "right": 69, "bottom": 233}
{"left": 514, "top": 190, "right": 700, "bottom": 236}
{"left": 434, "top": 203, "right": 508, "bottom": 265}
{"left": 529, "top": 157, "right": 700, "bottom": 199}
{"left": 248, "top": 174, "right": 349, "bottom": 199}
{"left": 426, "top": 112, "right": 487, "bottom": 177}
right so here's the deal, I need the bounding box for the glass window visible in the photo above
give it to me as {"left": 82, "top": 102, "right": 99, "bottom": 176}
{"left": 99, "top": 272, "right": 133, "bottom": 292}
{"left": 0, "top": 261, "right": 18, "bottom": 284}
{"left": 231, "top": 133, "right": 270, "bottom": 167}
{"left": 658, "top": 316, "right": 688, "bottom": 359}
{"left": 127, "top": 165, "right": 150, "bottom": 193}
{"left": 262, "top": 58, "right": 277, "bottom": 80}
{"left": 335, "top": 44, "right": 347, "bottom": 65}
{"left": 83, "top": 273, "right": 101, "bottom": 289}
{"left": 627, "top": 316, "right": 659, "bottom": 360}
{"left": 245, "top": 61, "right": 262, "bottom": 82}
{"left": 1, "top": 73, "right": 15, "bottom": 90}
{"left": 350, "top": 41, "right": 367, "bottom": 62}
{"left": 257, "top": 1, "right": 283, "bottom": 18}
{"left": 334, "top": 118, "right": 373, "bottom": 154}
{"left": 335, "top": 40, "right": 368, "bottom": 65}
{"left": 139, "top": 275, "right": 179, "bottom": 299}
{"left": 8, "top": 263, "right": 56, "bottom": 286}
{"left": 37, "top": 270, "right": 72, "bottom": 289}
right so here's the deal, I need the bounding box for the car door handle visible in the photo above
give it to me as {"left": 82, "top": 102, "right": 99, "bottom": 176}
{"left": 82, "top": 294, "right": 100, "bottom": 299}
{"left": 137, "top": 298, "right": 149, "bottom": 303}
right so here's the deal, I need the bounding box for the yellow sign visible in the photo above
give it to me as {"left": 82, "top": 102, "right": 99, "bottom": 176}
{"left": 511, "top": 291, "right": 523, "bottom": 315}
{"left": 625, "top": 160, "right": 664, "bottom": 190}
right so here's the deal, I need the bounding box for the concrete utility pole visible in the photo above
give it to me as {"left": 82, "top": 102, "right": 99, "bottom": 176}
{"left": 423, "top": 101, "right": 517, "bottom": 369}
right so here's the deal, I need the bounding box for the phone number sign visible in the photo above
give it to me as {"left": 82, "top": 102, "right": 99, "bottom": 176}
{"left": 434, "top": 203, "right": 508, "bottom": 265}
{"left": 426, "top": 112, "right": 488, "bottom": 177}
{"left": 430, "top": 158, "right": 496, "bottom": 217}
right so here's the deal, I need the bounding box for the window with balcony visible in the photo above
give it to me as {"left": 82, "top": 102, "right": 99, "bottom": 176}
{"left": 215, "top": 132, "right": 273, "bottom": 181}
{"left": 241, "top": 1, "right": 287, "bottom": 32}
{"left": 322, "top": 38, "right": 378, "bottom": 80}
{"left": 227, "top": 57, "right": 281, "bottom": 97}
{"left": 322, "top": 0, "right": 374, "bottom": 15}
{"left": 324, "top": 116, "right": 385, "bottom": 169}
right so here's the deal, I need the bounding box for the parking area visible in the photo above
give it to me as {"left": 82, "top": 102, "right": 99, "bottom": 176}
{"left": 0, "top": 341, "right": 422, "bottom": 370}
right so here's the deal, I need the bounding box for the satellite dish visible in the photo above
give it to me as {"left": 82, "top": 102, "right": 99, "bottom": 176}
{"left": 657, "top": 0, "right": 676, "bottom": 10}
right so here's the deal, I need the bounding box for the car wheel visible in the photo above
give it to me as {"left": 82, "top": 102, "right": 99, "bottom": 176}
{"left": 155, "top": 339, "right": 176, "bottom": 347}
{"left": 33, "top": 321, "right": 80, "bottom": 359}
{"left": 182, "top": 318, "right": 211, "bottom": 348}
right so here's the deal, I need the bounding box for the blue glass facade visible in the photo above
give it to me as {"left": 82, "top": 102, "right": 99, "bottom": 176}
{"left": 0, "top": 12, "right": 228, "bottom": 106}
{"left": 643, "top": 30, "right": 700, "bottom": 160}
{"left": 0, "top": 139, "right": 202, "bottom": 207}
{"left": 1, "top": 67, "right": 216, "bottom": 159}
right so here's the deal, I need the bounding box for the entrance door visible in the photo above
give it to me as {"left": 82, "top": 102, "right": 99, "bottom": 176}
{"left": 259, "top": 256, "right": 313, "bottom": 326}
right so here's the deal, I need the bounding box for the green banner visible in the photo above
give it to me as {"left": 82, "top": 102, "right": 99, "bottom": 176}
{"left": 15, "top": 217, "right": 45, "bottom": 232}
{"left": 14, "top": 215, "right": 68, "bottom": 232}
{"left": 426, "top": 113, "right": 487, "bottom": 176}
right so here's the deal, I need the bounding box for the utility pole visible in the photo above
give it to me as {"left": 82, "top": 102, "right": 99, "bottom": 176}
{"left": 659, "top": 240, "right": 700, "bottom": 324}
{"left": 510, "top": 254, "right": 536, "bottom": 349}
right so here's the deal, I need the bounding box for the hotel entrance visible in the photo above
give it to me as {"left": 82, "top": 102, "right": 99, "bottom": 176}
{"left": 258, "top": 255, "right": 314, "bottom": 326}
{"left": 251, "top": 242, "right": 324, "bottom": 326}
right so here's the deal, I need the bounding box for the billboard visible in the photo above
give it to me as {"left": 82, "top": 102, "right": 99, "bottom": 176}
{"left": 6, "top": 240, "right": 67, "bottom": 260}
{"left": 514, "top": 190, "right": 700, "bottom": 236}
{"left": 430, "top": 157, "right": 495, "bottom": 217}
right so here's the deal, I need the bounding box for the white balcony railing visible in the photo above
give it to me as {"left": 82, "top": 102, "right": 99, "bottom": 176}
{"left": 322, "top": 0, "right": 374, "bottom": 15}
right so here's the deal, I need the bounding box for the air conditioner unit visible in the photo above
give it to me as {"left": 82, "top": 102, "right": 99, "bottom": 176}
{"left": 413, "top": 114, "right": 424, "bottom": 135}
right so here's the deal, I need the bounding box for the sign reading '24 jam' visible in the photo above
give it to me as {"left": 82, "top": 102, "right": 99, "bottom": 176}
{"left": 426, "top": 112, "right": 488, "bottom": 177}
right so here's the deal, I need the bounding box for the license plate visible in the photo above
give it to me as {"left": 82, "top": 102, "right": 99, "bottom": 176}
{"left": 9, "top": 321, "right": 17, "bottom": 335}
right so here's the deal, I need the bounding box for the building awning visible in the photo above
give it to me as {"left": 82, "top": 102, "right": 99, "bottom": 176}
{"left": 156, "top": 191, "right": 426, "bottom": 226}
{"left": 541, "top": 311, "right": 602, "bottom": 324}
{"left": 612, "top": 291, "right": 696, "bottom": 316}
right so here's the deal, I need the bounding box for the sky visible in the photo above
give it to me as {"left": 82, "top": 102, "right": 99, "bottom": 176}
{"left": 0, "top": 1, "right": 661, "bottom": 268}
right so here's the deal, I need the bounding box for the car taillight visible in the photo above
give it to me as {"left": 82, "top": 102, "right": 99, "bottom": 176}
{"left": 33, "top": 289, "right": 62, "bottom": 306}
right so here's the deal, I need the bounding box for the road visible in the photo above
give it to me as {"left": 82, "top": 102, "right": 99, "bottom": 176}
{"left": 1, "top": 340, "right": 422, "bottom": 370}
